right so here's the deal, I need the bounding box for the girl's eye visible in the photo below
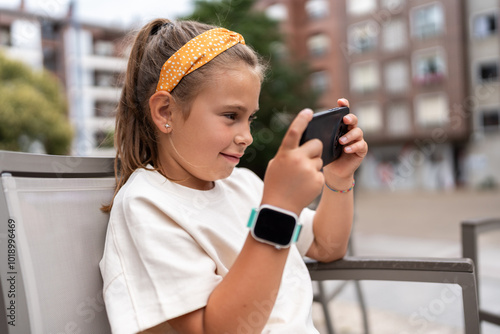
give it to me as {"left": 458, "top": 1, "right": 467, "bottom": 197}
{"left": 223, "top": 112, "right": 257, "bottom": 122}
{"left": 224, "top": 113, "right": 237, "bottom": 120}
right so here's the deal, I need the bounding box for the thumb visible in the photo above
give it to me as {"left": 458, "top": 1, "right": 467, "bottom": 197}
{"left": 280, "top": 109, "right": 313, "bottom": 151}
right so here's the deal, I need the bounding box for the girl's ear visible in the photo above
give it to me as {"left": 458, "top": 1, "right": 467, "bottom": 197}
{"left": 149, "top": 91, "right": 175, "bottom": 134}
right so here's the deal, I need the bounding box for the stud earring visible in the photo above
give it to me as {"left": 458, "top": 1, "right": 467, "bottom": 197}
{"left": 164, "top": 124, "right": 171, "bottom": 129}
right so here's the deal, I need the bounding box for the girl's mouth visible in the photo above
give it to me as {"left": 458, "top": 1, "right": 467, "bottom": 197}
{"left": 221, "top": 153, "right": 242, "bottom": 164}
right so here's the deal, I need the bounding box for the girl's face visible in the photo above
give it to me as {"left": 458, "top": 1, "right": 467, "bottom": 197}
{"left": 161, "top": 64, "right": 261, "bottom": 190}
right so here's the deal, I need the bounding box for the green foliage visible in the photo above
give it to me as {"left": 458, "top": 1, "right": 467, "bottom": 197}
{"left": 0, "top": 53, "right": 72, "bottom": 154}
{"left": 184, "top": 0, "right": 318, "bottom": 177}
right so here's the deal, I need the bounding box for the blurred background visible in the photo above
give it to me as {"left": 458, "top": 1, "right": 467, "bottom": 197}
{"left": 1, "top": 0, "right": 499, "bottom": 333}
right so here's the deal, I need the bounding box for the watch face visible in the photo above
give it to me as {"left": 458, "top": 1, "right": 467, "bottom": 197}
{"left": 253, "top": 208, "right": 296, "bottom": 247}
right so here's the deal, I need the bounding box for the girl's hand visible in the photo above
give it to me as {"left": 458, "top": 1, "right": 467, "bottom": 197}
{"left": 261, "top": 109, "right": 325, "bottom": 215}
{"left": 323, "top": 98, "right": 368, "bottom": 184}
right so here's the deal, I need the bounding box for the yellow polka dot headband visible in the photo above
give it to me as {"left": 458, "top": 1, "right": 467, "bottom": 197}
{"left": 156, "top": 28, "right": 246, "bottom": 93}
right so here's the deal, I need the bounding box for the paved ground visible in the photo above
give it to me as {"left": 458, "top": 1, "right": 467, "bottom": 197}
{"left": 312, "top": 188, "right": 500, "bottom": 334}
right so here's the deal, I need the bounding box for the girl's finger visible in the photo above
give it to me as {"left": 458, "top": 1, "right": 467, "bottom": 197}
{"left": 280, "top": 109, "right": 313, "bottom": 151}
{"left": 343, "top": 113, "right": 358, "bottom": 127}
{"left": 344, "top": 140, "right": 368, "bottom": 156}
{"left": 314, "top": 157, "right": 324, "bottom": 171}
{"left": 300, "top": 138, "right": 323, "bottom": 159}
{"left": 337, "top": 98, "right": 349, "bottom": 108}
{"left": 339, "top": 127, "right": 363, "bottom": 145}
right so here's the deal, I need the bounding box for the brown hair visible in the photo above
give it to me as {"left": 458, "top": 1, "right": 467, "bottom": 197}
{"left": 102, "top": 19, "right": 266, "bottom": 212}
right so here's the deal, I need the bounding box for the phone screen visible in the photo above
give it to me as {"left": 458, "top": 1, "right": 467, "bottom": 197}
{"left": 299, "top": 107, "right": 349, "bottom": 166}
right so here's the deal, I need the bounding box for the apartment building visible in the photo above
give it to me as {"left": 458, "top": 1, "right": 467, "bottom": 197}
{"left": 0, "top": 6, "right": 128, "bottom": 156}
{"left": 464, "top": 0, "right": 500, "bottom": 188}
{"left": 257, "top": 0, "right": 476, "bottom": 190}
{"left": 256, "top": 0, "right": 349, "bottom": 109}
{"left": 2, "top": 2, "right": 498, "bottom": 187}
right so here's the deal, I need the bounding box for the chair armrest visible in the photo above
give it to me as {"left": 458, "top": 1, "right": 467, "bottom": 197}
{"left": 306, "top": 256, "right": 480, "bottom": 333}
{"left": 307, "top": 256, "right": 474, "bottom": 282}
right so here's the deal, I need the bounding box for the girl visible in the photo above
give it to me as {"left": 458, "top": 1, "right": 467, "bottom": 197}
{"left": 100, "top": 18, "right": 368, "bottom": 334}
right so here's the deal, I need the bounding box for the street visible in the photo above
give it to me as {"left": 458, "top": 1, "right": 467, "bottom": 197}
{"left": 312, "top": 188, "right": 500, "bottom": 334}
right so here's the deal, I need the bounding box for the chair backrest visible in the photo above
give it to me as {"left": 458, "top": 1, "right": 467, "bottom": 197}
{"left": 0, "top": 151, "right": 115, "bottom": 334}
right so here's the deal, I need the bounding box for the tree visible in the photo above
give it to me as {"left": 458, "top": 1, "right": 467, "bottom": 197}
{"left": 183, "top": 0, "right": 319, "bottom": 177}
{"left": 0, "top": 52, "right": 73, "bottom": 155}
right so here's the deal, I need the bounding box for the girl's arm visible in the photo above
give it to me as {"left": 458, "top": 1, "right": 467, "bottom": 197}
{"left": 148, "top": 109, "right": 326, "bottom": 334}
{"left": 306, "top": 98, "right": 368, "bottom": 262}
{"left": 162, "top": 235, "right": 293, "bottom": 334}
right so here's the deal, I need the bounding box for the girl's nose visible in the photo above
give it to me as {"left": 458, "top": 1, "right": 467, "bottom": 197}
{"left": 235, "top": 124, "right": 253, "bottom": 147}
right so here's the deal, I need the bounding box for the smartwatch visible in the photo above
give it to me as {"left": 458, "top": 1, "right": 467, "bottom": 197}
{"left": 247, "top": 204, "right": 302, "bottom": 249}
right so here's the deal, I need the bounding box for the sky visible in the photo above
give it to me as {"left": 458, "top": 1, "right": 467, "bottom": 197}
{"left": 0, "top": 0, "right": 194, "bottom": 28}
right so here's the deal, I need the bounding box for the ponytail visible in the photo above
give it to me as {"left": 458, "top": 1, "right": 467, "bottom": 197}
{"left": 102, "top": 19, "right": 169, "bottom": 212}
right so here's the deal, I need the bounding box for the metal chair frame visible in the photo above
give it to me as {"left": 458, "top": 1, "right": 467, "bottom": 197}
{"left": 462, "top": 218, "right": 500, "bottom": 329}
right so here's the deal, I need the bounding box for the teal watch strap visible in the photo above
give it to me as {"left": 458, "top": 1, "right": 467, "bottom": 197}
{"left": 247, "top": 208, "right": 258, "bottom": 228}
{"left": 292, "top": 224, "right": 302, "bottom": 243}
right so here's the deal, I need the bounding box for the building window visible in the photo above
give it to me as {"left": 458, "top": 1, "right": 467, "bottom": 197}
{"left": 348, "top": 21, "right": 378, "bottom": 54}
{"left": 350, "top": 61, "right": 379, "bottom": 94}
{"left": 355, "top": 103, "right": 383, "bottom": 133}
{"left": 413, "top": 49, "right": 446, "bottom": 86}
{"left": 415, "top": 93, "right": 449, "bottom": 128}
{"left": 94, "top": 40, "right": 115, "bottom": 57}
{"left": 347, "top": 0, "right": 376, "bottom": 16}
{"left": 306, "top": 0, "right": 329, "bottom": 19}
{"left": 411, "top": 3, "right": 444, "bottom": 39}
{"left": 387, "top": 103, "right": 411, "bottom": 135}
{"left": 265, "top": 3, "right": 288, "bottom": 21}
{"left": 477, "top": 61, "right": 498, "bottom": 83}
{"left": 382, "top": 19, "right": 406, "bottom": 52}
{"left": 310, "top": 70, "right": 330, "bottom": 94}
{"left": 307, "top": 33, "right": 329, "bottom": 57}
{"left": 95, "top": 130, "right": 114, "bottom": 148}
{"left": 94, "top": 70, "right": 120, "bottom": 87}
{"left": 480, "top": 109, "right": 500, "bottom": 132}
{"left": 382, "top": 0, "right": 405, "bottom": 11}
{"left": 95, "top": 101, "right": 117, "bottom": 118}
{"left": 385, "top": 60, "right": 409, "bottom": 93}
{"left": 43, "top": 47, "right": 57, "bottom": 72}
{"left": 473, "top": 12, "right": 497, "bottom": 38}
{"left": 0, "top": 26, "right": 11, "bottom": 46}
{"left": 41, "top": 20, "right": 59, "bottom": 40}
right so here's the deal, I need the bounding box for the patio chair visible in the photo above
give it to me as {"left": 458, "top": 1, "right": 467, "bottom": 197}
{"left": 462, "top": 218, "right": 500, "bottom": 330}
{"left": 0, "top": 151, "right": 481, "bottom": 333}
{"left": 0, "top": 151, "right": 115, "bottom": 334}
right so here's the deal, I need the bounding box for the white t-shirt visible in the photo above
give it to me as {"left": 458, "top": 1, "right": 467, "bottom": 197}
{"left": 99, "top": 166, "right": 319, "bottom": 334}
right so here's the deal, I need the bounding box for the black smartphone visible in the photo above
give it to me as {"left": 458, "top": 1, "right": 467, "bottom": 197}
{"left": 299, "top": 106, "right": 349, "bottom": 166}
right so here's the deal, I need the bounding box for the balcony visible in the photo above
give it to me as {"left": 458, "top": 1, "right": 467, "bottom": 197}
{"left": 413, "top": 72, "right": 445, "bottom": 86}
{"left": 81, "top": 54, "right": 126, "bottom": 72}
{"left": 84, "top": 86, "right": 121, "bottom": 102}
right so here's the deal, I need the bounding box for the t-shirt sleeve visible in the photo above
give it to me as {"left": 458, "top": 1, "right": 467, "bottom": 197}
{"left": 106, "top": 193, "right": 222, "bottom": 331}
{"left": 296, "top": 207, "right": 315, "bottom": 257}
